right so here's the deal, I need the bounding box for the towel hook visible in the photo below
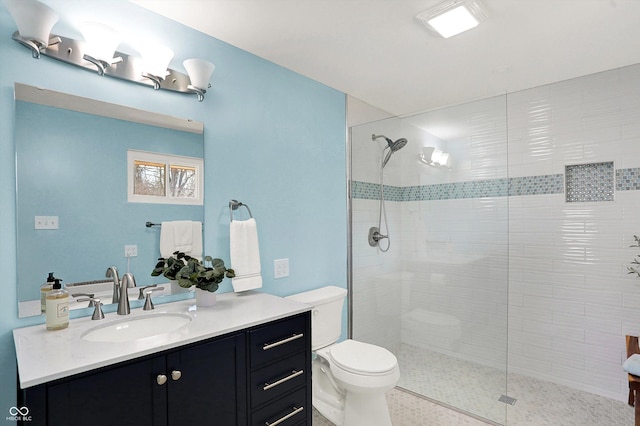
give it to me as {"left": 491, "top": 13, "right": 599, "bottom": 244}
{"left": 229, "top": 199, "right": 253, "bottom": 222}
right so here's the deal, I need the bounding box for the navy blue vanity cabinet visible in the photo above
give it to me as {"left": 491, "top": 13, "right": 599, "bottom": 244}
{"left": 17, "top": 311, "right": 311, "bottom": 426}
{"left": 248, "top": 313, "right": 312, "bottom": 426}
{"left": 166, "top": 333, "right": 247, "bottom": 425}
{"left": 18, "top": 332, "right": 246, "bottom": 426}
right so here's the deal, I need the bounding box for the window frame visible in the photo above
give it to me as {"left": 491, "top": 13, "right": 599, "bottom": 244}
{"left": 127, "top": 149, "right": 204, "bottom": 205}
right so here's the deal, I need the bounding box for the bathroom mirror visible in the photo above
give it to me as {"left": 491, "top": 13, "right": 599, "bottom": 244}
{"left": 15, "top": 83, "right": 204, "bottom": 318}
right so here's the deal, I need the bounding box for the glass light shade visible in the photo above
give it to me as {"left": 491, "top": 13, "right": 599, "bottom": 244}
{"left": 431, "top": 149, "right": 451, "bottom": 167}
{"left": 184, "top": 58, "right": 215, "bottom": 90}
{"left": 4, "top": 0, "right": 59, "bottom": 46}
{"left": 416, "top": 0, "right": 488, "bottom": 39}
{"left": 427, "top": 5, "right": 478, "bottom": 38}
{"left": 421, "top": 147, "right": 435, "bottom": 160}
{"left": 139, "top": 44, "right": 174, "bottom": 79}
{"left": 78, "top": 22, "right": 121, "bottom": 63}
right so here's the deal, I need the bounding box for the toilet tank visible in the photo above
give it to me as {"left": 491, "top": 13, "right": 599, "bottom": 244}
{"left": 286, "top": 286, "right": 347, "bottom": 350}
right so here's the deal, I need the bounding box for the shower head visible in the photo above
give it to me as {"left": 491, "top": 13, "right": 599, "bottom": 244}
{"left": 372, "top": 134, "right": 408, "bottom": 151}
{"left": 372, "top": 134, "right": 408, "bottom": 167}
{"left": 389, "top": 138, "right": 408, "bottom": 152}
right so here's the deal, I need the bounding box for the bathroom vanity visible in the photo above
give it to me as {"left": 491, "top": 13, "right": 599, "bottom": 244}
{"left": 14, "top": 292, "right": 312, "bottom": 426}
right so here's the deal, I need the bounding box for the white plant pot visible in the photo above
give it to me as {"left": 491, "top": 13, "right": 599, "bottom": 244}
{"left": 195, "top": 288, "right": 217, "bottom": 307}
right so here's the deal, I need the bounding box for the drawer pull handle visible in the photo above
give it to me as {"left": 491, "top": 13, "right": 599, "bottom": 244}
{"left": 263, "top": 369, "right": 304, "bottom": 391}
{"left": 265, "top": 406, "right": 304, "bottom": 426}
{"left": 263, "top": 333, "right": 304, "bottom": 351}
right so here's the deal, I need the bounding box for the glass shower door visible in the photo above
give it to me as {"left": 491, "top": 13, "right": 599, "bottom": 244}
{"left": 349, "top": 95, "right": 509, "bottom": 424}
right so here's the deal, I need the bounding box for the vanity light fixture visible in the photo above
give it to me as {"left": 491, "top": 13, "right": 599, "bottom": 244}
{"left": 183, "top": 58, "right": 215, "bottom": 102}
{"left": 419, "top": 147, "right": 451, "bottom": 168}
{"left": 4, "top": 0, "right": 60, "bottom": 58}
{"left": 4, "top": 0, "right": 215, "bottom": 101}
{"left": 138, "top": 43, "right": 174, "bottom": 89}
{"left": 78, "top": 22, "right": 123, "bottom": 76}
{"left": 416, "top": 0, "right": 488, "bottom": 39}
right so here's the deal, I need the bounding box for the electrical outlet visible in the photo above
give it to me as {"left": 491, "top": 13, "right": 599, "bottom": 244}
{"left": 34, "top": 216, "right": 58, "bottom": 230}
{"left": 274, "top": 258, "right": 289, "bottom": 279}
{"left": 124, "top": 245, "right": 138, "bottom": 257}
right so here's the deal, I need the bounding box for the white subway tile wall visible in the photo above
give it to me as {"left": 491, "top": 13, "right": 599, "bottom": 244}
{"left": 350, "top": 62, "right": 640, "bottom": 421}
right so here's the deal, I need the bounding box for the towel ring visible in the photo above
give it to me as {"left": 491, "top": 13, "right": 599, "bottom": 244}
{"left": 229, "top": 199, "right": 253, "bottom": 222}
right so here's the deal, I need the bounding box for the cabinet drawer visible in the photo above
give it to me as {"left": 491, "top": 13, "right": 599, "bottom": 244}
{"left": 250, "top": 314, "right": 307, "bottom": 368}
{"left": 251, "top": 388, "right": 307, "bottom": 426}
{"left": 251, "top": 351, "right": 306, "bottom": 408}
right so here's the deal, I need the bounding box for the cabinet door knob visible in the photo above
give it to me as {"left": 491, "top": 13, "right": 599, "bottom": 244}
{"left": 171, "top": 370, "right": 182, "bottom": 381}
{"left": 156, "top": 374, "right": 167, "bottom": 385}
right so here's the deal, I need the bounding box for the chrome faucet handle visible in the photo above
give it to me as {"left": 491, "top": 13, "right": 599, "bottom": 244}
{"left": 72, "top": 293, "right": 96, "bottom": 307}
{"left": 143, "top": 290, "right": 158, "bottom": 311}
{"left": 138, "top": 284, "right": 159, "bottom": 300}
{"left": 76, "top": 297, "right": 105, "bottom": 320}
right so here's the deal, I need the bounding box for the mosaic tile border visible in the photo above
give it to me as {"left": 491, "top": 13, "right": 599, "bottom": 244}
{"left": 352, "top": 168, "right": 640, "bottom": 202}
{"left": 616, "top": 167, "right": 640, "bottom": 191}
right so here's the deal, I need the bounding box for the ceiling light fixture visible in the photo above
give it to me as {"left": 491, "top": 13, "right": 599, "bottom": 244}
{"left": 416, "top": 0, "right": 488, "bottom": 39}
{"left": 4, "top": 0, "right": 215, "bottom": 101}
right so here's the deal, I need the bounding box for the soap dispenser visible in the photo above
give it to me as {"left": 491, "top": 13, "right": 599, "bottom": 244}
{"left": 46, "top": 279, "right": 69, "bottom": 331}
{"left": 40, "top": 272, "right": 56, "bottom": 314}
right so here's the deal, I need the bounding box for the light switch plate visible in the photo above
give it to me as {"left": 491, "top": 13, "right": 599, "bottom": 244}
{"left": 274, "top": 258, "right": 289, "bottom": 279}
{"left": 124, "top": 245, "right": 138, "bottom": 257}
{"left": 35, "top": 216, "right": 58, "bottom": 230}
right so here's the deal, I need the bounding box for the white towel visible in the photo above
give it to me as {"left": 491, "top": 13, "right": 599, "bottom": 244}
{"left": 624, "top": 354, "right": 640, "bottom": 376}
{"left": 160, "top": 220, "right": 203, "bottom": 259}
{"left": 230, "top": 218, "right": 263, "bottom": 292}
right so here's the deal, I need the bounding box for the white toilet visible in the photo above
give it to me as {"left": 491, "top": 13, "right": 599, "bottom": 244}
{"left": 286, "top": 286, "right": 399, "bottom": 426}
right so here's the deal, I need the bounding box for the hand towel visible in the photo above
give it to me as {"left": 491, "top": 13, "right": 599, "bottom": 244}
{"left": 160, "top": 220, "right": 203, "bottom": 259}
{"left": 230, "top": 218, "right": 262, "bottom": 292}
{"left": 624, "top": 353, "right": 640, "bottom": 376}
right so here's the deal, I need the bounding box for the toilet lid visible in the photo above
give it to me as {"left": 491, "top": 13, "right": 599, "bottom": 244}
{"left": 329, "top": 340, "right": 397, "bottom": 375}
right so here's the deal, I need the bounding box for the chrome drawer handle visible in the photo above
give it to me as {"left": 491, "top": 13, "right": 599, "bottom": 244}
{"left": 263, "top": 369, "right": 304, "bottom": 391}
{"left": 262, "top": 333, "right": 304, "bottom": 351}
{"left": 265, "top": 406, "right": 304, "bottom": 426}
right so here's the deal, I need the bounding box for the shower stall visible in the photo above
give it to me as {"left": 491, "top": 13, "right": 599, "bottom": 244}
{"left": 349, "top": 64, "right": 640, "bottom": 425}
{"left": 350, "top": 95, "right": 510, "bottom": 424}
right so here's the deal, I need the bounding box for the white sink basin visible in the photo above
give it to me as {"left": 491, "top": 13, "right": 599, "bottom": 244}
{"left": 81, "top": 313, "right": 192, "bottom": 343}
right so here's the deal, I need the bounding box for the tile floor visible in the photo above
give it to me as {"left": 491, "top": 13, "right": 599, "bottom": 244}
{"left": 312, "top": 343, "right": 634, "bottom": 425}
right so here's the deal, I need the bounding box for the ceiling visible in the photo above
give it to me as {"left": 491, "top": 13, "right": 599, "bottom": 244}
{"left": 132, "top": 0, "right": 640, "bottom": 117}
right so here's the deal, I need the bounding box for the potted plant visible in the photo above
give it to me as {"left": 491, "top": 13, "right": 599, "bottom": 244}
{"left": 152, "top": 251, "right": 235, "bottom": 306}
{"left": 629, "top": 235, "right": 640, "bottom": 278}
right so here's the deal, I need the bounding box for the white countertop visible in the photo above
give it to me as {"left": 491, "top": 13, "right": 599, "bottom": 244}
{"left": 13, "top": 291, "right": 311, "bottom": 389}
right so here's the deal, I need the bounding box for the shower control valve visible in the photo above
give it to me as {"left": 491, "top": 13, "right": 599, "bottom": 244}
{"left": 368, "top": 226, "right": 388, "bottom": 247}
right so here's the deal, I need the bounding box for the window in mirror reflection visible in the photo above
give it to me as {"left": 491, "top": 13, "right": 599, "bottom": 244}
{"left": 128, "top": 150, "right": 203, "bottom": 205}
{"left": 170, "top": 164, "right": 197, "bottom": 198}
{"left": 134, "top": 159, "right": 166, "bottom": 196}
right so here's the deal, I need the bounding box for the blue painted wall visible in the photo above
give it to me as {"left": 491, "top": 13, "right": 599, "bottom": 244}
{"left": 0, "top": 0, "right": 346, "bottom": 420}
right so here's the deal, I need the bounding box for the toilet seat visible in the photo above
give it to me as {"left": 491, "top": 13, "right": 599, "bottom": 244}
{"left": 329, "top": 339, "right": 397, "bottom": 376}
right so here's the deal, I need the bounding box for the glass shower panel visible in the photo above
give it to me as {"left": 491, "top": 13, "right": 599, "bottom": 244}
{"left": 350, "top": 95, "right": 509, "bottom": 424}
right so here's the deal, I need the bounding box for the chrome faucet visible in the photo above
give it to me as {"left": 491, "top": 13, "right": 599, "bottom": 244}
{"left": 106, "top": 266, "right": 120, "bottom": 304}
{"left": 118, "top": 273, "right": 137, "bottom": 315}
